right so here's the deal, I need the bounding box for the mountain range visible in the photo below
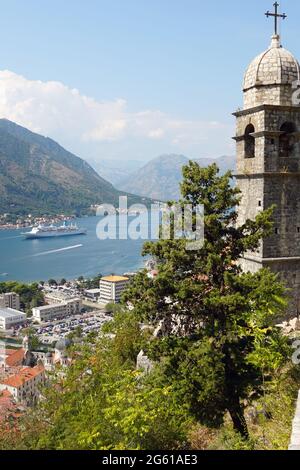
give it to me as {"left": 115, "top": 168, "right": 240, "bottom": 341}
{"left": 89, "top": 159, "right": 145, "bottom": 187}
{"left": 0, "top": 118, "right": 236, "bottom": 214}
{"left": 116, "top": 154, "right": 236, "bottom": 201}
{"left": 0, "top": 119, "right": 149, "bottom": 215}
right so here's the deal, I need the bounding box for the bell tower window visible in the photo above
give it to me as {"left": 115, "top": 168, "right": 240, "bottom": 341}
{"left": 244, "top": 124, "right": 255, "bottom": 158}
{"left": 279, "top": 122, "right": 296, "bottom": 158}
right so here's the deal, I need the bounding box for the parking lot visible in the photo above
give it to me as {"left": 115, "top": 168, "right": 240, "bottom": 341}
{"left": 33, "top": 311, "right": 113, "bottom": 344}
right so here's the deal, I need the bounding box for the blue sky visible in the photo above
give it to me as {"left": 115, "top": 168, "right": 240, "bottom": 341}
{"left": 0, "top": 0, "right": 299, "bottom": 166}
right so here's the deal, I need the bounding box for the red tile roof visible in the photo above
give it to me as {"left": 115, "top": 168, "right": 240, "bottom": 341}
{"left": 5, "top": 348, "right": 25, "bottom": 367}
{"left": 0, "top": 366, "right": 44, "bottom": 389}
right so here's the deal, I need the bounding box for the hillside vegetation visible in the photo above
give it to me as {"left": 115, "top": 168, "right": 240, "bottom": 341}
{"left": 0, "top": 119, "right": 148, "bottom": 215}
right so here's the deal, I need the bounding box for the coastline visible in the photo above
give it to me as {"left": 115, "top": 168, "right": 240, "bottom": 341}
{"left": 0, "top": 216, "right": 148, "bottom": 284}
{"left": 0, "top": 215, "right": 76, "bottom": 231}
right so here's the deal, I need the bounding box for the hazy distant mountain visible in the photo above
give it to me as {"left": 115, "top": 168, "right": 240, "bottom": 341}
{"left": 117, "top": 155, "right": 189, "bottom": 201}
{"left": 118, "top": 154, "right": 236, "bottom": 201}
{"left": 92, "top": 159, "right": 144, "bottom": 186}
{"left": 0, "top": 119, "right": 149, "bottom": 215}
{"left": 202, "top": 155, "right": 236, "bottom": 176}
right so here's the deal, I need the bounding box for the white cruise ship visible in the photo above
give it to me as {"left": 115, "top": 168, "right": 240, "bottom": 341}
{"left": 22, "top": 223, "right": 87, "bottom": 239}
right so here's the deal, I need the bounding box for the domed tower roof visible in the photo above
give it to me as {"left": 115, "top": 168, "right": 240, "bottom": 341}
{"left": 244, "top": 35, "right": 300, "bottom": 90}
{"left": 243, "top": 35, "right": 300, "bottom": 109}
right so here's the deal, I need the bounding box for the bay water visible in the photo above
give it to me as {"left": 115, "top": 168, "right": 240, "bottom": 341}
{"left": 0, "top": 215, "right": 157, "bottom": 283}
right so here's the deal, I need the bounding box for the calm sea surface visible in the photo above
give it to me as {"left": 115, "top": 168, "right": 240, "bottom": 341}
{"left": 0, "top": 216, "right": 157, "bottom": 283}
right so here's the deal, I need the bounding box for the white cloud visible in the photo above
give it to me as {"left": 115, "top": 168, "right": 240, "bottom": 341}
{"left": 148, "top": 128, "right": 165, "bottom": 139}
{"left": 0, "top": 70, "right": 232, "bottom": 160}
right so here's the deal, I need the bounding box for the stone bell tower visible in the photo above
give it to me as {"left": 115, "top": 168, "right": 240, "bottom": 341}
{"left": 234, "top": 4, "right": 300, "bottom": 316}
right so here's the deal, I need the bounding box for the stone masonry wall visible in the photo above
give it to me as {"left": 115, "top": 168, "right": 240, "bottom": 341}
{"left": 244, "top": 84, "right": 296, "bottom": 110}
{"left": 263, "top": 259, "right": 300, "bottom": 315}
{"left": 264, "top": 175, "right": 300, "bottom": 258}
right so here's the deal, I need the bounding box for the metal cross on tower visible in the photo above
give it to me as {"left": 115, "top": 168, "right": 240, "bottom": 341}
{"left": 265, "top": 2, "right": 287, "bottom": 36}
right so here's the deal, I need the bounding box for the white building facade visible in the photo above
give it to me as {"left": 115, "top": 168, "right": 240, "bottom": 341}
{"left": 0, "top": 308, "right": 27, "bottom": 330}
{"left": 99, "top": 276, "right": 130, "bottom": 304}
{"left": 84, "top": 288, "right": 101, "bottom": 302}
{"left": 0, "top": 292, "right": 21, "bottom": 311}
{"left": 32, "top": 298, "right": 82, "bottom": 323}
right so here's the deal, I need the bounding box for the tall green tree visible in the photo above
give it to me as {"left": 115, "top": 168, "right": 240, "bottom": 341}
{"left": 124, "top": 162, "right": 289, "bottom": 438}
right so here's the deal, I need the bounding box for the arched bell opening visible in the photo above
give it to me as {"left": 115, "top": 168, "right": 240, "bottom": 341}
{"left": 244, "top": 124, "right": 256, "bottom": 158}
